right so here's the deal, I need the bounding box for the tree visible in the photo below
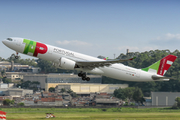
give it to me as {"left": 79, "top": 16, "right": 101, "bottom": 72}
{"left": 1, "top": 70, "right": 6, "bottom": 77}
{"left": 16, "top": 81, "right": 40, "bottom": 92}
{"left": 37, "top": 59, "right": 75, "bottom": 74}
{"left": 18, "top": 102, "right": 25, "bottom": 106}
{"left": 67, "top": 89, "right": 77, "bottom": 98}
{"left": 123, "top": 87, "right": 136, "bottom": 100}
{"left": 3, "top": 99, "right": 14, "bottom": 106}
{"left": 60, "top": 88, "right": 66, "bottom": 93}
{"left": 113, "top": 88, "right": 126, "bottom": 100}
{"left": 2, "top": 78, "right": 11, "bottom": 83}
{"left": 49, "top": 87, "right": 55, "bottom": 92}
{"left": 11, "top": 100, "right": 15, "bottom": 105}
{"left": 37, "top": 59, "right": 56, "bottom": 73}
{"left": 175, "top": 97, "right": 180, "bottom": 108}
{"left": 133, "top": 87, "right": 144, "bottom": 103}
{"left": 67, "top": 89, "right": 73, "bottom": 94}
{"left": 70, "top": 92, "right": 78, "bottom": 98}
{"left": 114, "top": 87, "right": 140, "bottom": 101}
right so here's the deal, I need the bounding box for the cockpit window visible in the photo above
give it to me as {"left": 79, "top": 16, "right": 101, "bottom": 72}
{"left": 7, "top": 38, "right": 12, "bottom": 41}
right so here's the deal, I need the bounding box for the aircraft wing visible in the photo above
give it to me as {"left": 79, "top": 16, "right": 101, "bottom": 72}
{"left": 76, "top": 57, "right": 136, "bottom": 69}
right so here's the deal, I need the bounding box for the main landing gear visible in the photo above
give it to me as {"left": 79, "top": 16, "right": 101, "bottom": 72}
{"left": 78, "top": 72, "right": 90, "bottom": 81}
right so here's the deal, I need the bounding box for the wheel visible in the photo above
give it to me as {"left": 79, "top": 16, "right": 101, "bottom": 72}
{"left": 78, "top": 73, "right": 82, "bottom": 77}
{"left": 15, "top": 56, "right": 19, "bottom": 59}
{"left": 82, "top": 77, "right": 86, "bottom": 81}
{"left": 82, "top": 73, "right": 86, "bottom": 78}
{"left": 86, "top": 77, "right": 90, "bottom": 81}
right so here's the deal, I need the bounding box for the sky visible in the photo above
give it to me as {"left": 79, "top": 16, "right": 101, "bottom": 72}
{"left": 1, "top": 0, "right": 180, "bottom": 59}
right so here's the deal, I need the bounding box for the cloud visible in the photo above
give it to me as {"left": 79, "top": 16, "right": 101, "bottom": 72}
{"left": 150, "top": 33, "right": 180, "bottom": 47}
{"left": 156, "top": 33, "right": 180, "bottom": 40}
{"left": 56, "top": 40, "right": 92, "bottom": 46}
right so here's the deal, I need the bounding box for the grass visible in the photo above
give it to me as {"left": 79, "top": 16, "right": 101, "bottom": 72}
{"left": 2, "top": 107, "right": 180, "bottom": 120}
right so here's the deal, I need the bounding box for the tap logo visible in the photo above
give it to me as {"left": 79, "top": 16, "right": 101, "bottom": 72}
{"left": 23, "top": 39, "right": 48, "bottom": 57}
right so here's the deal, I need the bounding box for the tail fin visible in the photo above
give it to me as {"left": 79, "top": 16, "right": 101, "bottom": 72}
{"left": 141, "top": 55, "right": 177, "bottom": 76}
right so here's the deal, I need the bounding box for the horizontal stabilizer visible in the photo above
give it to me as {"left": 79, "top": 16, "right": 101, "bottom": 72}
{"left": 151, "top": 75, "right": 176, "bottom": 80}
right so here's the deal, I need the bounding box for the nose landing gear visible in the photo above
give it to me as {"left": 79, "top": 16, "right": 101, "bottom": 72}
{"left": 78, "top": 72, "right": 90, "bottom": 81}
{"left": 15, "top": 52, "right": 19, "bottom": 59}
{"left": 11, "top": 52, "right": 20, "bottom": 59}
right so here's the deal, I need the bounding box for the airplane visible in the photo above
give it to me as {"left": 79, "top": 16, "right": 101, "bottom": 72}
{"left": 2, "top": 37, "right": 177, "bottom": 82}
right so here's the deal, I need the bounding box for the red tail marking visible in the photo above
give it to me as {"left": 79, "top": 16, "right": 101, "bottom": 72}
{"left": 157, "top": 55, "right": 177, "bottom": 76}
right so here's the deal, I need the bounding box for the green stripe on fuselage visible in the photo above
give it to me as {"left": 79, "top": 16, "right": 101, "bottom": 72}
{"left": 23, "top": 39, "right": 36, "bottom": 54}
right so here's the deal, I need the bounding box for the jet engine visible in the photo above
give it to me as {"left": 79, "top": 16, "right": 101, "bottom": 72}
{"left": 59, "top": 57, "right": 76, "bottom": 70}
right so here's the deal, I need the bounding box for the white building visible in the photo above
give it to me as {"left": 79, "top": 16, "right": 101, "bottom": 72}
{"left": 151, "top": 92, "right": 180, "bottom": 106}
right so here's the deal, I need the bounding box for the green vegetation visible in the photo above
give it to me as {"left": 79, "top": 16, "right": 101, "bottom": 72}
{"left": 17, "top": 102, "right": 25, "bottom": 106}
{"left": 58, "top": 88, "right": 78, "bottom": 98}
{"left": 3, "top": 99, "right": 14, "bottom": 106}
{"left": 172, "top": 97, "right": 180, "bottom": 109}
{"left": 2, "top": 77, "right": 11, "bottom": 84}
{"left": 2, "top": 107, "right": 180, "bottom": 113}
{"left": 2, "top": 107, "right": 180, "bottom": 120}
{"left": 175, "top": 97, "right": 180, "bottom": 108}
{"left": 7, "top": 54, "right": 37, "bottom": 67}
{"left": 114, "top": 87, "right": 144, "bottom": 104}
{"left": 67, "top": 89, "right": 78, "bottom": 98}
{"left": 48, "top": 87, "right": 55, "bottom": 92}
{"left": 37, "top": 59, "right": 75, "bottom": 73}
{"left": 16, "top": 80, "right": 40, "bottom": 92}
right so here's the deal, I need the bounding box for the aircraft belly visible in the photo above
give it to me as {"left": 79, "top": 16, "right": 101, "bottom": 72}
{"left": 100, "top": 65, "right": 153, "bottom": 82}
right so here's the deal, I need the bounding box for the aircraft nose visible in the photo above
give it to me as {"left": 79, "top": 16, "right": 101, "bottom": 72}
{"left": 2, "top": 40, "right": 7, "bottom": 45}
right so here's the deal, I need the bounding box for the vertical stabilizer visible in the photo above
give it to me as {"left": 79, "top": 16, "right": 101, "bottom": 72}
{"left": 141, "top": 55, "right": 177, "bottom": 76}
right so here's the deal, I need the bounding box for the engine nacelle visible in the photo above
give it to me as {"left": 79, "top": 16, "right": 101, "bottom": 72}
{"left": 59, "top": 57, "right": 76, "bottom": 70}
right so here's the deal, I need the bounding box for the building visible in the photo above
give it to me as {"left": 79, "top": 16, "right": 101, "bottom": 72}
{"left": 0, "top": 88, "right": 33, "bottom": 97}
{"left": 0, "top": 83, "right": 14, "bottom": 89}
{"left": 0, "top": 61, "right": 40, "bottom": 73}
{"left": 23, "top": 74, "right": 47, "bottom": 89}
{"left": 0, "top": 61, "right": 41, "bottom": 82}
{"left": 46, "top": 74, "right": 102, "bottom": 84}
{"left": 93, "top": 93, "right": 120, "bottom": 106}
{"left": 0, "top": 61, "right": 29, "bottom": 71}
{"left": 6, "top": 72, "right": 25, "bottom": 82}
{"left": 151, "top": 92, "right": 180, "bottom": 106}
{"left": 24, "top": 74, "right": 102, "bottom": 90}
{"left": 54, "top": 83, "right": 128, "bottom": 95}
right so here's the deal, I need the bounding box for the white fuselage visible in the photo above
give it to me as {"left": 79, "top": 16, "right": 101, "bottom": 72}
{"left": 2, "top": 37, "right": 161, "bottom": 82}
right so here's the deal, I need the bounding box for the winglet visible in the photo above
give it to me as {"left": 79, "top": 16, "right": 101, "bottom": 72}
{"left": 129, "top": 57, "right": 136, "bottom": 60}
{"left": 103, "top": 57, "right": 109, "bottom": 60}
